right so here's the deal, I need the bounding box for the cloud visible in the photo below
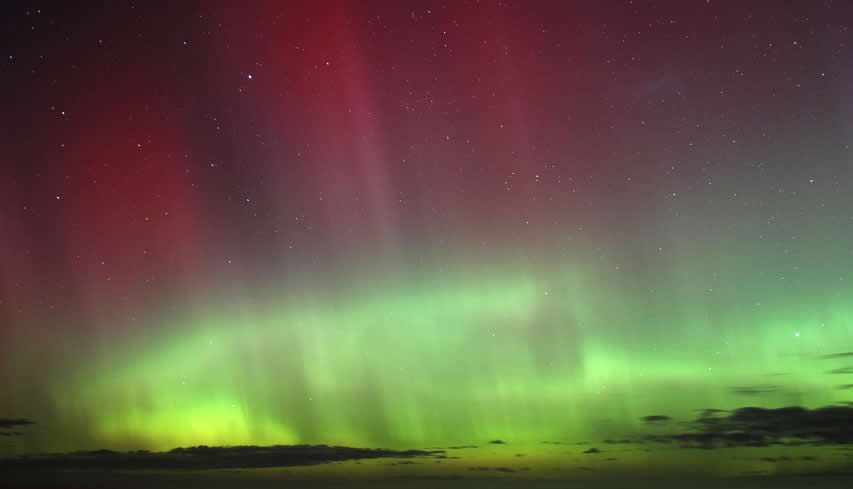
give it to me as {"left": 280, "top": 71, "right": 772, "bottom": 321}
{"left": 760, "top": 456, "right": 791, "bottom": 462}
{"left": 583, "top": 448, "right": 600, "bottom": 454}
{"left": 468, "top": 466, "right": 516, "bottom": 473}
{"left": 838, "top": 384, "right": 853, "bottom": 390}
{"left": 0, "top": 444, "right": 445, "bottom": 470}
{"left": 730, "top": 385, "right": 779, "bottom": 395}
{"left": 700, "top": 408, "right": 727, "bottom": 415}
{"left": 760, "top": 456, "right": 819, "bottom": 463}
{"left": 829, "top": 367, "right": 853, "bottom": 374}
{"left": 488, "top": 439, "right": 505, "bottom": 445}
{"left": 389, "top": 474, "right": 466, "bottom": 481}
{"left": 652, "top": 405, "right": 853, "bottom": 449}
{"left": 819, "top": 352, "right": 853, "bottom": 360}
{"left": 0, "top": 418, "right": 35, "bottom": 430}
{"left": 642, "top": 415, "right": 672, "bottom": 423}
{"left": 640, "top": 435, "right": 673, "bottom": 444}
{"left": 602, "top": 439, "right": 632, "bottom": 444}
{"left": 446, "top": 445, "right": 477, "bottom": 449}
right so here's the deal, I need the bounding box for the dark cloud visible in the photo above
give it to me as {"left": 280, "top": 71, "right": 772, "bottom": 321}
{"left": 671, "top": 431, "right": 766, "bottom": 449}
{"left": 652, "top": 405, "right": 853, "bottom": 449}
{"left": 640, "top": 435, "right": 673, "bottom": 444}
{"left": 583, "top": 448, "right": 600, "bottom": 454}
{"left": 488, "top": 439, "right": 505, "bottom": 445}
{"left": 0, "top": 444, "right": 444, "bottom": 470}
{"left": 695, "top": 408, "right": 728, "bottom": 419}
{"left": 730, "top": 385, "right": 779, "bottom": 395}
{"left": 828, "top": 367, "right": 853, "bottom": 374}
{"left": 819, "top": 352, "right": 853, "bottom": 360}
{"left": 838, "top": 385, "right": 853, "bottom": 390}
{"left": 0, "top": 418, "right": 35, "bottom": 430}
{"left": 468, "top": 466, "right": 515, "bottom": 473}
{"left": 446, "top": 445, "right": 477, "bottom": 450}
{"left": 602, "top": 439, "right": 632, "bottom": 444}
{"left": 642, "top": 415, "right": 672, "bottom": 423}
{"left": 389, "top": 474, "right": 467, "bottom": 481}
{"left": 760, "top": 456, "right": 792, "bottom": 462}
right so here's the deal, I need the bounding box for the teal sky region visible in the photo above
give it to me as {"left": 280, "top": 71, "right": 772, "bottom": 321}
{"left": 2, "top": 0, "right": 853, "bottom": 486}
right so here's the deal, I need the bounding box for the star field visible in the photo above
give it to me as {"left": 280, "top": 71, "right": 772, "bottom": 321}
{"left": 2, "top": 1, "right": 853, "bottom": 485}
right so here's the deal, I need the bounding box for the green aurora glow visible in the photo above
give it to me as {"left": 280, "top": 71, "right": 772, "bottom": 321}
{"left": 5, "top": 255, "right": 852, "bottom": 477}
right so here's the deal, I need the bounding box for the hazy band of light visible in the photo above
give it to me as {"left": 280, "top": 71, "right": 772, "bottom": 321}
{"left": 5, "top": 261, "right": 844, "bottom": 455}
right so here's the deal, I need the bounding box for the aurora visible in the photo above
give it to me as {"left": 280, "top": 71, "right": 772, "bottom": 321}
{"left": 2, "top": 1, "right": 853, "bottom": 488}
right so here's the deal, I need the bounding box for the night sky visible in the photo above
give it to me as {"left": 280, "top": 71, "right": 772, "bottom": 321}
{"left": 2, "top": 1, "right": 853, "bottom": 487}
